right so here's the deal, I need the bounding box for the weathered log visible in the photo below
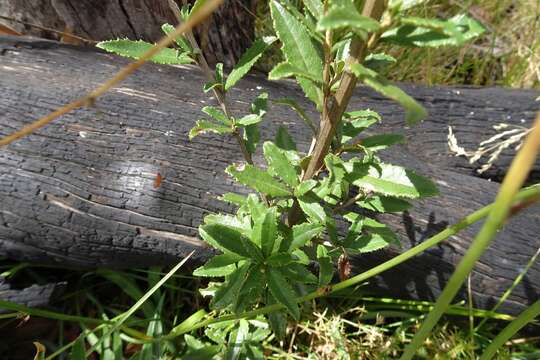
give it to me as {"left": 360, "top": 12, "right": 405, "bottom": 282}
{"left": 0, "top": 36, "right": 539, "bottom": 314}
{"left": 0, "top": 0, "right": 256, "bottom": 67}
{"left": 0, "top": 277, "right": 65, "bottom": 312}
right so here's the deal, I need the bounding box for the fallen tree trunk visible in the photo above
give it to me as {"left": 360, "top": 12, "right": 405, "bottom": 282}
{"left": 0, "top": 36, "right": 539, "bottom": 314}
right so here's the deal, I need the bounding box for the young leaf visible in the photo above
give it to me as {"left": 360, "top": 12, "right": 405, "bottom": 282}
{"left": 189, "top": 0, "right": 209, "bottom": 18}
{"left": 294, "top": 179, "right": 318, "bottom": 197}
{"left": 194, "top": 253, "right": 244, "bottom": 277}
{"left": 200, "top": 224, "right": 262, "bottom": 260}
{"left": 317, "top": 4, "right": 381, "bottom": 33}
{"left": 359, "top": 134, "right": 405, "bottom": 151}
{"left": 289, "top": 223, "right": 324, "bottom": 251}
{"left": 212, "top": 262, "right": 250, "bottom": 310}
{"left": 357, "top": 195, "right": 412, "bottom": 213}
{"left": 275, "top": 126, "right": 297, "bottom": 151}
{"left": 215, "top": 62, "right": 224, "bottom": 84}
{"left": 251, "top": 92, "right": 268, "bottom": 117}
{"left": 281, "top": 263, "right": 318, "bottom": 284}
{"left": 263, "top": 142, "right": 299, "bottom": 187}
{"left": 269, "top": 62, "right": 323, "bottom": 85}
{"left": 96, "top": 39, "right": 192, "bottom": 65}
{"left": 252, "top": 207, "right": 278, "bottom": 257}
{"left": 219, "top": 193, "right": 248, "bottom": 206}
{"left": 189, "top": 120, "right": 232, "bottom": 139}
{"left": 202, "top": 106, "right": 230, "bottom": 125}
{"left": 364, "top": 53, "right": 397, "bottom": 71}
{"left": 317, "top": 245, "right": 333, "bottom": 287}
{"left": 267, "top": 268, "right": 300, "bottom": 320}
{"left": 348, "top": 162, "right": 438, "bottom": 199}
{"left": 226, "top": 164, "right": 292, "bottom": 197}
{"left": 161, "top": 23, "right": 193, "bottom": 54}
{"left": 225, "top": 37, "right": 277, "bottom": 91}
{"left": 270, "top": 0, "right": 323, "bottom": 107}
{"left": 298, "top": 196, "right": 326, "bottom": 224}
{"left": 345, "top": 217, "right": 399, "bottom": 253}
{"left": 351, "top": 64, "right": 427, "bottom": 125}
{"left": 236, "top": 114, "right": 262, "bottom": 127}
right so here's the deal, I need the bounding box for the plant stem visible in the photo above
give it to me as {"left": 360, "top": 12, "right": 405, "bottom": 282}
{"left": 400, "top": 112, "right": 540, "bottom": 360}
{"left": 479, "top": 299, "right": 540, "bottom": 360}
{"left": 168, "top": 0, "right": 254, "bottom": 165}
{"left": 0, "top": 0, "right": 224, "bottom": 147}
{"left": 162, "top": 183, "right": 540, "bottom": 339}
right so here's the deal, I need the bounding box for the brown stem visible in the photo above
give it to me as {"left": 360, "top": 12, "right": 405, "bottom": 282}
{"left": 287, "top": 0, "right": 387, "bottom": 225}
{"left": 169, "top": 0, "right": 253, "bottom": 165}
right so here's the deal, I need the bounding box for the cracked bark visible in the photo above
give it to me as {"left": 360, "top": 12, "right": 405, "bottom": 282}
{"left": 0, "top": 36, "right": 539, "bottom": 314}
{"left": 0, "top": 0, "right": 256, "bottom": 67}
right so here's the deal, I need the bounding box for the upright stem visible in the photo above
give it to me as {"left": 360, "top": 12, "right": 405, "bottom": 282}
{"left": 168, "top": 0, "right": 254, "bottom": 165}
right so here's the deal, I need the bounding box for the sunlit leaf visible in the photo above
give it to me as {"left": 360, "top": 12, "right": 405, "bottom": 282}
{"left": 357, "top": 195, "right": 412, "bottom": 213}
{"left": 194, "top": 253, "right": 244, "bottom": 277}
{"left": 263, "top": 142, "right": 299, "bottom": 187}
{"left": 189, "top": 120, "right": 232, "bottom": 139}
{"left": 226, "top": 164, "right": 292, "bottom": 197}
{"left": 96, "top": 39, "right": 192, "bottom": 64}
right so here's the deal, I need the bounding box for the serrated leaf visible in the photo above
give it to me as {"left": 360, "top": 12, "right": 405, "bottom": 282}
{"left": 225, "top": 37, "right": 276, "bottom": 90}
{"left": 267, "top": 253, "right": 296, "bottom": 267}
{"left": 381, "top": 14, "right": 485, "bottom": 48}
{"left": 193, "top": 253, "right": 244, "bottom": 277}
{"left": 275, "top": 126, "right": 297, "bottom": 151}
{"left": 317, "top": 245, "right": 333, "bottom": 286}
{"left": 270, "top": 0, "right": 323, "bottom": 107}
{"left": 236, "top": 114, "right": 262, "bottom": 127}
{"left": 267, "top": 268, "right": 300, "bottom": 320}
{"left": 189, "top": 120, "right": 232, "bottom": 139}
{"left": 289, "top": 223, "right": 323, "bottom": 251}
{"left": 348, "top": 162, "right": 438, "bottom": 199}
{"left": 226, "top": 164, "right": 292, "bottom": 197}
{"left": 204, "top": 213, "right": 251, "bottom": 235}
{"left": 161, "top": 23, "right": 193, "bottom": 53}
{"left": 225, "top": 319, "right": 249, "bottom": 360}
{"left": 219, "top": 193, "right": 248, "bottom": 206}
{"left": 364, "top": 52, "right": 397, "bottom": 71}
{"left": 346, "top": 217, "right": 399, "bottom": 253}
{"left": 359, "top": 134, "right": 404, "bottom": 151}
{"left": 351, "top": 64, "right": 427, "bottom": 125}
{"left": 203, "top": 80, "right": 222, "bottom": 93}
{"left": 202, "top": 106, "right": 230, "bottom": 125}
{"left": 295, "top": 179, "right": 318, "bottom": 197}
{"left": 357, "top": 195, "right": 412, "bottom": 213}
{"left": 251, "top": 92, "right": 268, "bottom": 117}
{"left": 267, "top": 294, "right": 288, "bottom": 340}
{"left": 252, "top": 207, "right": 278, "bottom": 257}
{"left": 298, "top": 196, "right": 326, "bottom": 224}
{"left": 243, "top": 123, "right": 260, "bottom": 155}
{"left": 340, "top": 110, "right": 381, "bottom": 143}
{"left": 281, "top": 263, "right": 318, "bottom": 284}
{"left": 96, "top": 39, "right": 192, "bottom": 65}
{"left": 200, "top": 224, "right": 262, "bottom": 260}
{"left": 263, "top": 142, "right": 299, "bottom": 187}
{"left": 234, "top": 265, "right": 265, "bottom": 312}
{"left": 212, "top": 262, "right": 250, "bottom": 310}
{"left": 317, "top": 4, "right": 381, "bottom": 33}
{"left": 269, "top": 62, "right": 323, "bottom": 85}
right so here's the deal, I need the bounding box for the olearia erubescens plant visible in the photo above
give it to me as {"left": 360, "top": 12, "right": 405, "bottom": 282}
{"left": 95, "top": 0, "right": 490, "bottom": 356}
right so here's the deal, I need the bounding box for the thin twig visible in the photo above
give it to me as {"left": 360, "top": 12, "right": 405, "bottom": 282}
{"left": 0, "top": 0, "right": 224, "bottom": 147}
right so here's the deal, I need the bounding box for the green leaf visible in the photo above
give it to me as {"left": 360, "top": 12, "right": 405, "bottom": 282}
{"left": 243, "top": 123, "right": 260, "bottom": 155}
{"left": 298, "top": 196, "right": 326, "bottom": 224}
{"left": 267, "top": 294, "right": 288, "bottom": 340}
{"left": 189, "top": 120, "right": 232, "bottom": 139}
{"left": 289, "top": 223, "right": 323, "bottom": 252}
{"left": 189, "top": 0, "right": 209, "bottom": 18}
{"left": 214, "top": 63, "right": 224, "bottom": 84}
{"left": 225, "top": 37, "right": 276, "bottom": 90}
{"left": 234, "top": 265, "right": 265, "bottom": 312}
{"left": 317, "top": 245, "right": 333, "bottom": 286}
{"left": 252, "top": 207, "right": 278, "bottom": 257}
{"left": 281, "top": 263, "right": 318, "bottom": 284}
{"left": 161, "top": 23, "right": 193, "bottom": 54}
{"left": 194, "top": 253, "right": 244, "bottom": 277}
{"left": 219, "top": 193, "right": 248, "bottom": 206}
{"left": 212, "top": 262, "right": 250, "bottom": 310}
{"left": 263, "top": 142, "right": 299, "bottom": 187}
{"left": 360, "top": 134, "right": 404, "bottom": 151}
{"left": 357, "top": 195, "right": 412, "bottom": 213}
{"left": 204, "top": 213, "right": 251, "bottom": 235}
{"left": 304, "top": 0, "right": 323, "bottom": 18}
{"left": 226, "top": 164, "right": 292, "bottom": 197}
{"left": 270, "top": 0, "right": 323, "bottom": 107}
{"left": 294, "top": 179, "right": 318, "bottom": 197}
{"left": 273, "top": 98, "right": 317, "bottom": 134}
{"left": 267, "top": 253, "right": 296, "bottom": 267}
{"left": 317, "top": 4, "right": 381, "bottom": 33}
{"left": 251, "top": 92, "right": 268, "bottom": 117}
{"left": 345, "top": 217, "right": 399, "bottom": 253}
{"left": 200, "top": 224, "right": 262, "bottom": 260}
{"left": 202, "top": 106, "right": 230, "bottom": 125}
{"left": 340, "top": 110, "right": 381, "bottom": 143}
{"left": 225, "top": 319, "right": 249, "bottom": 360}
{"left": 236, "top": 114, "right": 262, "bottom": 127}
{"left": 364, "top": 52, "right": 397, "bottom": 71}
{"left": 96, "top": 39, "right": 193, "bottom": 65}
{"left": 275, "top": 126, "right": 297, "bottom": 151}
{"left": 203, "top": 80, "right": 222, "bottom": 93}
{"left": 269, "top": 62, "right": 323, "bottom": 85}
{"left": 70, "top": 336, "right": 86, "bottom": 360}
{"left": 348, "top": 162, "right": 438, "bottom": 199}
{"left": 267, "top": 268, "right": 300, "bottom": 320}
{"left": 381, "top": 14, "right": 485, "bottom": 48}
{"left": 389, "top": 0, "right": 427, "bottom": 11}
{"left": 351, "top": 64, "right": 427, "bottom": 125}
